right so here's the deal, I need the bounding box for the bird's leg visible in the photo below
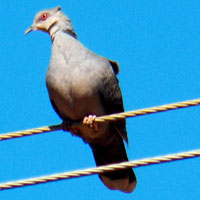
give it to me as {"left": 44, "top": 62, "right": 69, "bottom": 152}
{"left": 82, "top": 115, "right": 99, "bottom": 132}
{"left": 62, "top": 120, "right": 80, "bottom": 134}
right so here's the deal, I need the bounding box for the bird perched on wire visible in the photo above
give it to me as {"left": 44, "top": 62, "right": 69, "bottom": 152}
{"left": 25, "top": 6, "right": 137, "bottom": 193}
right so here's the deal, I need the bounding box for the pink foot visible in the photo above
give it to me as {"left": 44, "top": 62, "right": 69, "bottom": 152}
{"left": 62, "top": 120, "right": 80, "bottom": 134}
{"left": 83, "top": 115, "right": 98, "bottom": 132}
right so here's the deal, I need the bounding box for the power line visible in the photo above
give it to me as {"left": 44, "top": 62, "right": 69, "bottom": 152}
{"left": 0, "top": 98, "right": 200, "bottom": 141}
{"left": 0, "top": 124, "right": 61, "bottom": 141}
{"left": 95, "top": 98, "right": 200, "bottom": 122}
{"left": 0, "top": 149, "right": 199, "bottom": 191}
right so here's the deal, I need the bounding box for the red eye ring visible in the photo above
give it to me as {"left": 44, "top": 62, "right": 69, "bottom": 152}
{"left": 40, "top": 13, "right": 48, "bottom": 21}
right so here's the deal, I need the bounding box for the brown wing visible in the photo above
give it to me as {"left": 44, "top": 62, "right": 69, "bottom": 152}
{"left": 99, "top": 60, "right": 128, "bottom": 143}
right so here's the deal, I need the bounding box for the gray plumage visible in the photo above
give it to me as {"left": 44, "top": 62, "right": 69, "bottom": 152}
{"left": 25, "top": 6, "right": 137, "bottom": 193}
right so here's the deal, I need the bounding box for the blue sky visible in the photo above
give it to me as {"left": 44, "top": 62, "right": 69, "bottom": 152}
{"left": 1, "top": 1, "right": 200, "bottom": 199}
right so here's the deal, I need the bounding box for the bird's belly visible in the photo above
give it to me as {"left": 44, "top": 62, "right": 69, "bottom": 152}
{"left": 50, "top": 85, "right": 104, "bottom": 118}
{"left": 48, "top": 82, "right": 109, "bottom": 143}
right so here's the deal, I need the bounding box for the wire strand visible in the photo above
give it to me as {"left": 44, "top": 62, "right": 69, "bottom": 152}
{"left": 0, "top": 124, "right": 61, "bottom": 141}
{"left": 0, "top": 149, "right": 199, "bottom": 191}
{"left": 1, "top": 98, "right": 200, "bottom": 141}
{"left": 95, "top": 98, "right": 200, "bottom": 122}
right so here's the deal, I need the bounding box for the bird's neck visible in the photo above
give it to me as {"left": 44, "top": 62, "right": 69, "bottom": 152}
{"left": 49, "top": 21, "right": 77, "bottom": 42}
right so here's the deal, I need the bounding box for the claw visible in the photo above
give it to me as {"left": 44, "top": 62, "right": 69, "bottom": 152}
{"left": 62, "top": 120, "right": 72, "bottom": 132}
{"left": 83, "top": 115, "right": 98, "bottom": 132}
{"left": 62, "top": 120, "right": 80, "bottom": 134}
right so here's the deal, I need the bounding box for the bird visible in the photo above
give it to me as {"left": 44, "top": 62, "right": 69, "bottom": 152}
{"left": 25, "top": 6, "right": 137, "bottom": 193}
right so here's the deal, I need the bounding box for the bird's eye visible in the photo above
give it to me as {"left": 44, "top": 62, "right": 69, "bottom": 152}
{"left": 40, "top": 13, "right": 48, "bottom": 21}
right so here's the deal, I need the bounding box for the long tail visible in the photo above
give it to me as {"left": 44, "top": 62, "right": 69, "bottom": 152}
{"left": 90, "top": 134, "right": 137, "bottom": 193}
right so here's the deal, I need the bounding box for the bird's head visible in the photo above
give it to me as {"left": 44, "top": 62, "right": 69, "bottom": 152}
{"left": 25, "top": 6, "right": 76, "bottom": 38}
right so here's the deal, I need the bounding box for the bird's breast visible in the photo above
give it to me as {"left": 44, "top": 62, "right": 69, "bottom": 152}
{"left": 46, "top": 67, "right": 105, "bottom": 121}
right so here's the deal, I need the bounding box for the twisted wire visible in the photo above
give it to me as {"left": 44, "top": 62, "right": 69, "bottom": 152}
{"left": 1, "top": 98, "right": 200, "bottom": 141}
{"left": 0, "top": 124, "right": 61, "bottom": 141}
{"left": 95, "top": 98, "right": 200, "bottom": 122}
{"left": 0, "top": 149, "right": 199, "bottom": 191}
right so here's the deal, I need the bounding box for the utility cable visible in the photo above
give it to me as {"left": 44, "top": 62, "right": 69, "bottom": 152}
{"left": 0, "top": 98, "right": 200, "bottom": 141}
{"left": 0, "top": 149, "right": 199, "bottom": 191}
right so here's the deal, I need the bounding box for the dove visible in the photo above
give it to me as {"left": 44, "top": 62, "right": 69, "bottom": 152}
{"left": 25, "top": 6, "right": 137, "bottom": 193}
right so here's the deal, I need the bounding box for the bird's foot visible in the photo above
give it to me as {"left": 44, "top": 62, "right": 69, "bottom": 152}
{"left": 83, "top": 115, "right": 98, "bottom": 132}
{"left": 62, "top": 120, "right": 80, "bottom": 134}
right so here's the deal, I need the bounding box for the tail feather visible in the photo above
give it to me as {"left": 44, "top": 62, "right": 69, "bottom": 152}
{"left": 90, "top": 134, "right": 137, "bottom": 193}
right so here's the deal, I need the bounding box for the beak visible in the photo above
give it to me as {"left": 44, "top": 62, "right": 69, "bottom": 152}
{"left": 24, "top": 25, "right": 37, "bottom": 35}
